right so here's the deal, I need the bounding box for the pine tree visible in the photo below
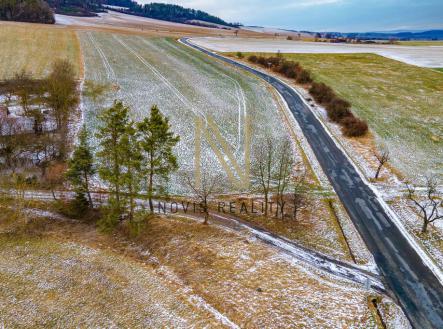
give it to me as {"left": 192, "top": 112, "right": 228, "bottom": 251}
{"left": 96, "top": 100, "right": 131, "bottom": 216}
{"left": 120, "top": 122, "right": 143, "bottom": 221}
{"left": 137, "top": 105, "right": 180, "bottom": 212}
{"left": 66, "top": 126, "right": 95, "bottom": 207}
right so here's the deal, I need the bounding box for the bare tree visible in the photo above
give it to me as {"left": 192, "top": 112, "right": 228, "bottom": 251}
{"left": 0, "top": 118, "right": 26, "bottom": 173}
{"left": 274, "top": 139, "right": 294, "bottom": 218}
{"left": 253, "top": 137, "right": 274, "bottom": 216}
{"left": 289, "top": 165, "right": 310, "bottom": 220}
{"left": 406, "top": 176, "right": 443, "bottom": 233}
{"left": 184, "top": 170, "right": 221, "bottom": 225}
{"left": 374, "top": 147, "right": 389, "bottom": 179}
{"left": 45, "top": 162, "right": 66, "bottom": 200}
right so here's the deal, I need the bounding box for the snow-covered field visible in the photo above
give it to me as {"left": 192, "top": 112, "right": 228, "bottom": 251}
{"left": 190, "top": 37, "right": 443, "bottom": 68}
{"left": 80, "top": 32, "right": 295, "bottom": 193}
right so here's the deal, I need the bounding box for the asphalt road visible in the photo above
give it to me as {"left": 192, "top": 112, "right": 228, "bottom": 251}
{"left": 180, "top": 38, "right": 443, "bottom": 328}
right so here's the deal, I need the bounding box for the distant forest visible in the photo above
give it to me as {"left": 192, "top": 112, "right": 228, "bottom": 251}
{"left": 0, "top": 0, "right": 55, "bottom": 23}
{"left": 104, "top": 1, "right": 239, "bottom": 27}
{"left": 0, "top": 0, "right": 239, "bottom": 27}
{"left": 46, "top": 0, "right": 104, "bottom": 16}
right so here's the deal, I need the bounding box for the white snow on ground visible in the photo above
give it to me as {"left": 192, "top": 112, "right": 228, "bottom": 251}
{"left": 391, "top": 200, "right": 443, "bottom": 271}
{"left": 55, "top": 10, "right": 218, "bottom": 31}
{"left": 155, "top": 264, "right": 240, "bottom": 329}
{"left": 190, "top": 37, "right": 443, "bottom": 68}
{"left": 80, "top": 32, "right": 292, "bottom": 194}
{"left": 210, "top": 212, "right": 384, "bottom": 291}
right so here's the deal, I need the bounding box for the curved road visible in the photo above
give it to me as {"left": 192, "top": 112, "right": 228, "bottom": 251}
{"left": 180, "top": 38, "right": 443, "bottom": 328}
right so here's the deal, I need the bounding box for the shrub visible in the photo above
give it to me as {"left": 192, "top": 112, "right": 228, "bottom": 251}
{"left": 277, "top": 60, "right": 300, "bottom": 78}
{"left": 341, "top": 117, "right": 368, "bottom": 137}
{"left": 296, "top": 69, "right": 312, "bottom": 84}
{"left": 53, "top": 194, "right": 89, "bottom": 219}
{"left": 97, "top": 205, "right": 120, "bottom": 233}
{"left": 326, "top": 98, "right": 352, "bottom": 122}
{"left": 267, "top": 56, "right": 283, "bottom": 68}
{"left": 248, "top": 55, "right": 258, "bottom": 63}
{"left": 287, "top": 36, "right": 293, "bottom": 40}
{"left": 309, "top": 82, "right": 335, "bottom": 104}
{"left": 236, "top": 51, "right": 244, "bottom": 59}
{"left": 0, "top": 0, "right": 55, "bottom": 24}
{"left": 256, "top": 56, "right": 268, "bottom": 66}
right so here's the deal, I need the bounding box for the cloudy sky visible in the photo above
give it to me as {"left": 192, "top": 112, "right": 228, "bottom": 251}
{"left": 138, "top": 0, "right": 443, "bottom": 32}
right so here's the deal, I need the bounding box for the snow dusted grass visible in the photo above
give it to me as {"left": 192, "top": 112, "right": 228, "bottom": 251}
{"left": 0, "top": 197, "right": 408, "bottom": 328}
{"left": 215, "top": 196, "right": 354, "bottom": 263}
{"left": 275, "top": 53, "right": 443, "bottom": 181}
{"left": 0, "top": 236, "right": 224, "bottom": 328}
{"left": 127, "top": 215, "right": 403, "bottom": 328}
{"left": 0, "top": 22, "right": 81, "bottom": 79}
{"left": 390, "top": 199, "right": 443, "bottom": 270}
{"left": 80, "top": 32, "right": 293, "bottom": 193}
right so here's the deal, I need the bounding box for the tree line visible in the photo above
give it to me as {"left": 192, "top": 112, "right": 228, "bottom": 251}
{"left": 103, "top": 0, "right": 239, "bottom": 27}
{"left": 246, "top": 53, "right": 368, "bottom": 137}
{"left": 0, "top": 0, "right": 55, "bottom": 23}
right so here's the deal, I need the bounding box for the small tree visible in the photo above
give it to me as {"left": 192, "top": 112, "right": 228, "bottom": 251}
{"left": 66, "top": 126, "right": 95, "bottom": 207}
{"left": 406, "top": 176, "right": 443, "bottom": 233}
{"left": 120, "top": 122, "right": 143, "bottom": 221}
{"left": 253, "top": 137, "right": 275, "bottom": 216}
{"left": 274, "top": 139, "right": 294, "bottom": 218}
{"left": 46, "top": 59, "right": 78, "bottom": 124}
{"left": 184, "top": 171, "right": 220, "bottom": 224}
{"left": 0, "top": 119, "right": 26, "bottom": 173}
{"left": 137, "top": 105, "right": 179, "bottom": 213}
{"left": 45, "top": 162, "right": 66, "bottom": 200}
{"left": 374, "top": 147, "right": 389, "bottom": 179}
{"left": 96, "top": 100, "right": 131, "bottom": 217}
{"left": 289, "top": 167, "right": 309, "bottom": 220}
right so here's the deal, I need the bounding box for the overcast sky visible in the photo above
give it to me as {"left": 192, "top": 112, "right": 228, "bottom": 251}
{"left": 138, "top": 0, "right": 443, "bottom": 32}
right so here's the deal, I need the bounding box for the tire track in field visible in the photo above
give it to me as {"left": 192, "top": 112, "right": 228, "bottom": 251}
{"left": 161, "top": 39, "right": 247, "bottom": 148}
{"left": 113, "top": 35, "right": 203, "bottom": 120}
{"left": 87, "top": 32, "right": 115, "bottom": 80}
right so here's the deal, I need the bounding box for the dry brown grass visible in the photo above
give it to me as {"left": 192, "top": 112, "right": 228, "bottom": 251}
{"left": 124, "top": 215, "right": 381, "bottom": 328}
{"left": 0, "top": 203, "right": 388, "bottom": 328}
{"left": 0, "top": 22, "right": 81, "bottom": 79}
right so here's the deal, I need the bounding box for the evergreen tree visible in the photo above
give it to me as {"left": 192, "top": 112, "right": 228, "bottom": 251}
{"left": 137, "top": 105, "right": 179, "bottom": 212}
{"left": 66, "top": 126, "right": 95, "bottom": 207}
{"left": 120, "top": 122, "right": 143, "bottom": 221}
{"left": 96, "top": 100, "right": 131, "bottom": 216}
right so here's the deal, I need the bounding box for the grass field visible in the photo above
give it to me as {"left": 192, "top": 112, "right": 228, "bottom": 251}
{"left": 0, "top": 22, "right": 81, "bottom": 79}
{"left": 0, "top": 204, "right": 402, "bottom": 328}
{"left": 80, "top": 32, "right": 298, "bottom": 192}
{"left": 267, "top": 53, "right": 443, "bottom": 180}
{"left": 398, "top": 41, "right": 443, "bottom": 46}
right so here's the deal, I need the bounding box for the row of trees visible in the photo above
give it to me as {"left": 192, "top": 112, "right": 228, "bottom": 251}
{"left": 246, "top": 54, "right": 368, "bottom": 137}
{"left": 0, "top": 0, "right": 55, "bottom": 23}
{"left": 309, "top": 82, "right": 368, "bottom": 137}
{"left": 253, "top": 137, "right": 309, "bottom": 220}
{"left": 103, "top": 1, "right": 239, "bottom": 27}
{"left": 247, "top": 54, "right": 313, "bottom": 84}
{"left": 46, "top": 0, "right": 103, "bottom": 16}
{"left": 67, "top": 101, "right": 179, "bottom": 229}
